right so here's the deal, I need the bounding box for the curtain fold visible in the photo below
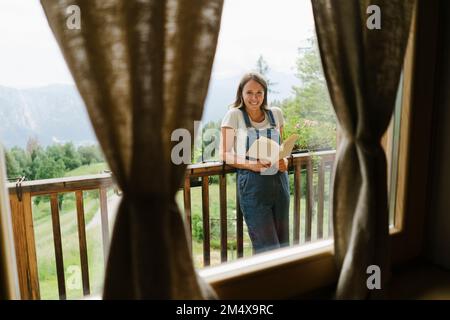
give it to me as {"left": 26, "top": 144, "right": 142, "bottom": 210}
{"left": 0, "top": 146, "right": 20, "bottom": 300}
{"left": 311, "top": 0, "right": 414, "bottom": 298}
{"left": 41, "top": 0, "right": 223, "bottom": 299}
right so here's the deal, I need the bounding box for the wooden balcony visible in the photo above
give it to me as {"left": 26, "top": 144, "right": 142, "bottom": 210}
{"left": 6, "top": 150, "right": 335, "bottom": 300}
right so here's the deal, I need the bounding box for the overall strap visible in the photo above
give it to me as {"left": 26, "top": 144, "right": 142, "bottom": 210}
{"left": 266, "top": 109, "right": 277, "bottom": 141}
{"left": 266, "top": 109, "right": 277, "bottom": 128}
{"left": 239, "top": 107, "right": 253, "bottom": 128}
{"left": 240, "top": 107, "right": 252, "bottom": 152}
{"left": 245, "top": 128, "right": 259, "bottom": 152}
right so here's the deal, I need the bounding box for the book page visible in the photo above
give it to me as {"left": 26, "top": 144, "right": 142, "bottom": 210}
{"left": 279, "top": 134, "right": 299, "bottom": 159}
{"left": 247, "top": 134, "right": 299, "bottom": 163}
{"left": 246, "top": 136, "right": 280, "bottom": 163}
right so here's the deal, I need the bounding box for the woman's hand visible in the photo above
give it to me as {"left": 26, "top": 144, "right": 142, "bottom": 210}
{"left": 248, "top": 160, "right": 271, "bottom": 173}
{"left": 277, "top": 158, "right": 289, "bottom": 173}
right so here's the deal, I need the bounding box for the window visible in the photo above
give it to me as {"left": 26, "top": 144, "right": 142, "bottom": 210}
{"left": 177, "top": 0, "right": 338, "bottom": 270}
{"left": 1, "top": 1, "right": 114, "bottom": 300}
{"left": 199, "top": 1, "right": 421, "bottom": 299}
{"left": 1, "top": 0, "right": 420, "bottom": 300}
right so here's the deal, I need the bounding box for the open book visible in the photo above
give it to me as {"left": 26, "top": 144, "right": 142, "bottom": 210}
{"left": 247, "top": 134, "right": 299, "bottom": 164}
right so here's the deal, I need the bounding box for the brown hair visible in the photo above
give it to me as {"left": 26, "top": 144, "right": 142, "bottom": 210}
{"left": 231, "top": 72, "right": 268, "bottom": 110}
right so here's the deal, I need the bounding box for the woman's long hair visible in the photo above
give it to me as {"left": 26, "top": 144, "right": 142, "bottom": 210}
{"left": 231, "top": 72, "right": 269, "bottom": 110}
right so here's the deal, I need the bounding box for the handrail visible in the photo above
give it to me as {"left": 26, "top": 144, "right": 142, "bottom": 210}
{"left": 6, "top": 150, "right": 336, "bottom": 300}
{"left": 5, "top": 150, "right": 336, "bottom": 192}
{"left": 6, "top": 173, "right": 114, "bottom": 300}
{"left": 186, "top": 150, "right": 335, "bottom": 177}
{"left": 6, "top": 173, "right": 113, "bottom": 195}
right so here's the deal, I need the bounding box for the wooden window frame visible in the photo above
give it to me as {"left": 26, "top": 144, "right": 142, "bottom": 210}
{"left": 200, "top": 0, "right": 439, "bottom": 299}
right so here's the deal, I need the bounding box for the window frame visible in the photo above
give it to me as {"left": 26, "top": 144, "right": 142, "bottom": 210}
{"left": 200, "top": 0, "right": 439, "bottom": 299}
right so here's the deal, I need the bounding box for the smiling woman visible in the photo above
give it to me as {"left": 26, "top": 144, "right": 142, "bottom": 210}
{"left": 220, "top": 72, "right": 291, "bottom": 254}
{"left": 182, "top": 1, "right": 338, "bottom": 269}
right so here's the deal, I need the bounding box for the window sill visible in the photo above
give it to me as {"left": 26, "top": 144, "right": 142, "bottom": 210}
{"left": 87, "top": 228, "right": 404, "bottom": 300}
{"left": 200, "top": 239, "right": 337, "bottom": 299}
{"left": 201, "top": 225, "right": 405, "bottom": 299}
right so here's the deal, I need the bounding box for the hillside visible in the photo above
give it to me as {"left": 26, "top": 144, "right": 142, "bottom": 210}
{"left": 0, "top": 72, "right": 299, "bottom": 148}
{"left": 0, "top": 84, "right": 96, "bottom": 148}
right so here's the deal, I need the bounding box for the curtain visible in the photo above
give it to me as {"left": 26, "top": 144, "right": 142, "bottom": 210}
{"left": 41, "top": 0, "right": 223, "bottom": 299}
{"left": 0, "top": 146, "right": 20, "bottom": 299}
{"left": 311, "top": 0, "right": 414, "bottom": 299}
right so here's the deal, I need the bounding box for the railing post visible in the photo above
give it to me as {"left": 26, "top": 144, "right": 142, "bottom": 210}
{"left": 219, "top": 175, "right": 227, "bottom": 263}
{"left": 9, "top": 192, "right": 40, "bottom": 299}
{"left": 201, "top": 177, "right": 210, "bottom": 267}
{"left": 99, "top": 187, "right": 110, "bottom": 266}
{"left": 236, "top": 176, "right": 244, "bottom": 258}
{"left": 183, "top": 175, "right": 192, "bottom": 251}
{"left": 305, "top": 158, "right": 314, "bottom": 242}
{"left": 75, "top": 191, "right": 90, "bottom": 296}
{"left": 327, "top": 160, "right": 334, "bottom": 238}
{"left": 293, "top": 162, "right": 301, "bottom": 244}
{"left": 317, "top": 158, "right": 325, "bottom": 239}
{"left": 50, "top": 193, "right": 66, "bottom": 300}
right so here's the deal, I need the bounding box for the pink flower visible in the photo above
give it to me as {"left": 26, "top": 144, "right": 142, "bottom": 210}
{"left": 303, "top": 119, "right": 319, "bottom": 127}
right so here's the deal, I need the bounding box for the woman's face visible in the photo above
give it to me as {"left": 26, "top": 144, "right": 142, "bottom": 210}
{"left": 242, "top": 79, "right": 265, "bottom": 112}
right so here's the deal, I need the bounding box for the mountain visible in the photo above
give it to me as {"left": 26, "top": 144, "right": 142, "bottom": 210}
{"left": 0, "top": 84, "right": 96, "bottom": 148}
{"left": 202, "top": 70, "right": 300, "bottom": 123}
{"left": 0, "top": 71, "right": 300, "bottom": 148}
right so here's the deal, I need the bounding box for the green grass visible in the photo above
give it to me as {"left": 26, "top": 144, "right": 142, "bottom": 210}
{"left": 32, "top": 190, "right": 106, "bottom": 300}
{"left": 64, "top": 162, "right": 109, "bottom": 177}
{"left": 31, "top": 162, "right": 115, "bottom": 299}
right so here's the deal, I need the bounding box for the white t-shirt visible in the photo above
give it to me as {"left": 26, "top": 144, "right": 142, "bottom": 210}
{"left": 221, "top": 106, "right": 285, "bottom": 157}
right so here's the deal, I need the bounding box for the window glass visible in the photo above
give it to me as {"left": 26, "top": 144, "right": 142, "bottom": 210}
{"left": 0, "top": 0, "right": 112, "bottom": 299}
{"left": 180, "top": 0, "right": 337, "bottom": 269}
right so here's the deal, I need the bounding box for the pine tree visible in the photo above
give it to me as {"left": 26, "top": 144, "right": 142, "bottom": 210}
{"left": 254, "top": 55, "right": 278, "bottom": 94}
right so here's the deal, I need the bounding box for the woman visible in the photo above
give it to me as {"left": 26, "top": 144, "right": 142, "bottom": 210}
{"left": 220, "top": 72, "right": 290, "bottom": 254}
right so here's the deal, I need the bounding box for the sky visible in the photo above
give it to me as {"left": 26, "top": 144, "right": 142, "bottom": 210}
{"left": 0, "top": 0, "right": 316, "bottom": 88}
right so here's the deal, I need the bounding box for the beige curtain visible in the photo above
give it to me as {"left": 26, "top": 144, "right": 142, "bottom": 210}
{"left": 311, "top": 0, "right": 414, "bottom": 299}
{"left": 0, "top": 146, "right": 20, "bottom": 299}
{"left": 41, "top": 0, "right": 223, "bottom": 299}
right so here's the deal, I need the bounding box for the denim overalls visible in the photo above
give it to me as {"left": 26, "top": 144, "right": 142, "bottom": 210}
{"left": 237, "top": 107, "right": 290, "bottom": 254}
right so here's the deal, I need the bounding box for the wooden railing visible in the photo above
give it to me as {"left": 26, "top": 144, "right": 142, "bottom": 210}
{"left": 6, "top": 150, "right": 335, "bottom": 300}
{"left": 7, "top": 174, "right": 114, "bottom": 300}
{"left": 183, "top": 150, "right": 335, "bottom": 266}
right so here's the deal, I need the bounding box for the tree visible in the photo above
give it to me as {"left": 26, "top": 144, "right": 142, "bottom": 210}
{"left": 4, "top": 149, "right": 22, "bottom": 180}
{"left": 62, "top": 143, "right": 82, "bottom": 170}
{"left": 254, "top": 55, "right": 278, "bottom": 94}
{"left": 29, "top": 147, "right": 45, "bottom": 180}
{"left": 46, "top": 144, "right": 65, "bottom": 164}
{"left": 280, "top": 36, "right": 336, "bottom": 150}
{"left": 193, "top": 120, "right": 221, "bottom": 164}
{"left": 78, "top": 145, "right": 104, "bottom": 165}
{"left": 293, "top": 37, "right": 334, "bottom": 123}
{"left": 10, "top": 147, "right": 32, "bottom": 177}
{"left": 26, "top": 136, "right": 40, "bottom": 156}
